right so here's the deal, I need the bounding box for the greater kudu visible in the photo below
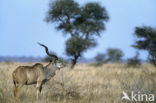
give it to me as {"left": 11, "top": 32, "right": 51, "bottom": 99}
{"left": 12, "top": 43, "right": 65, "bottom": 99}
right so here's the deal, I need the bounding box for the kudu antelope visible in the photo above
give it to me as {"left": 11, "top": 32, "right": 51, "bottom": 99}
{"left": 12, "top": 43, "right": 65, "bottom": 99}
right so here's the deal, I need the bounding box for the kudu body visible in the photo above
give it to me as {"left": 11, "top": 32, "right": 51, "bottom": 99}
{"left": 12, "top": 43, "right": 65, "bottom": 99}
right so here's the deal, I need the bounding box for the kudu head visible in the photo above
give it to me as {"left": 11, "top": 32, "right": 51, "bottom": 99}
{"left": 38, "top": 43, "right": 65, "bottom": 70}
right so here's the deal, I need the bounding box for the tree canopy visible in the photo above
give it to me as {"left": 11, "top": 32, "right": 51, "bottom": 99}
{"left": 106, "top": 48, "right": 124, "bottom": 62}
{"left": 132, "top": 26, "right": 156, "bottom": 66}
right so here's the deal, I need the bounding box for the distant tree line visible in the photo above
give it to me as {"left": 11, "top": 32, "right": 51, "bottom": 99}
{"left": 95, "top": 48, "right": 124, "bottom": 63}
{"left": 94, "top": 48, "right": 141, "bottom": 67}
{"left": 94, "top": 26, "right": 156, "bottom": 67}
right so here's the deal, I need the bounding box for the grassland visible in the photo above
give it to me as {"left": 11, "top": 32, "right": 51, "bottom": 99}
{"left": 0, "top": 62, "right": 156, "bottom": 103}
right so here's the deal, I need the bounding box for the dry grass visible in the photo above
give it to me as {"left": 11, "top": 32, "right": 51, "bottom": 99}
{"left": 0, "top": 62, "right": 156, "bottom": 103}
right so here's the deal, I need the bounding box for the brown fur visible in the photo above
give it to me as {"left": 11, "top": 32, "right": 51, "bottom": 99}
{"left": 12, "top": 63, "right": 45, "bottom": 98}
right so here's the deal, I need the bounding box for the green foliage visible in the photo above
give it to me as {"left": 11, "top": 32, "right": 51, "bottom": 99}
{"left": 132, "top": 26, "right": 156, "bottom": 66}
{"left": 46, "top": 0, "right": 109, "bottom": 37}
{"left": 66, "top": 36, "right": 96, "bottom": 68}
{"left": 95, "top": 53, "right": 106, "bottom": 62}
{"left": 93, "top": 53, "right": 108, "bottom": 66}
{"left": 66, "top": 36, "right": 96, "bottom": 57}
{"left": 106, "top": 48, "right": 124, "bottom": 62}
{"left": 127, "top": 52, "right": 141, "bottom": 67}
{"left": 46, "top": 0, "right": 80, "bottom": 35}
{"left": 46, "top": 0, "right": 109, "bottom": 68}
{"left": 93, "top": 48, "right": 124, "bottom": 66}
{"left": 74, "top": 3, "right": 109, "bottom": 37}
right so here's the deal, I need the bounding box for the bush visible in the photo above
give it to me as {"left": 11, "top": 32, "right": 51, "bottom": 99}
{"left": 127, "top": 52, "right": 141, "bottom": 67}
{"left": 93, "top": 53, "right": 108, "bottom": 66}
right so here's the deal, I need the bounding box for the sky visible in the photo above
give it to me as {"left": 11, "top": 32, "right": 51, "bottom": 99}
{"left": 0, "top": 0, "right": 156, "bottom": 60}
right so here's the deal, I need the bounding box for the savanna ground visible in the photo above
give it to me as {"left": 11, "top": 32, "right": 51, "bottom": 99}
{"left": 0, "top": 62, "right": 156, "bottom": 103}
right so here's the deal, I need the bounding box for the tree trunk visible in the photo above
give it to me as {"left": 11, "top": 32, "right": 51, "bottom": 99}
{"left": 151, "top": 56, "right": 156, "bottom": 67}
{"left": 70, "top": 55, "right": 79, "bottom": 69}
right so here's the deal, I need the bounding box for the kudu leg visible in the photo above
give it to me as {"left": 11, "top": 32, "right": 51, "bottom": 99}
{"left": 36, "top": 81, "right": 42, "bottom": 100}
{"left": 14, "top": 84, "right": 23, "bottom": 97}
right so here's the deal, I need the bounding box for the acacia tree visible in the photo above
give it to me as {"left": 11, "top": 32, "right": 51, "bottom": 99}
{"left": 132, "top": 26, "right": 156, "bottom": 66}
{"left": 46, "top": 0, "right": 109, "bottom": 68}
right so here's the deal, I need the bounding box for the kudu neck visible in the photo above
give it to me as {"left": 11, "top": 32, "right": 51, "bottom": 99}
{"left": 44, "top": 61, "right": 57, "bottom": 80}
